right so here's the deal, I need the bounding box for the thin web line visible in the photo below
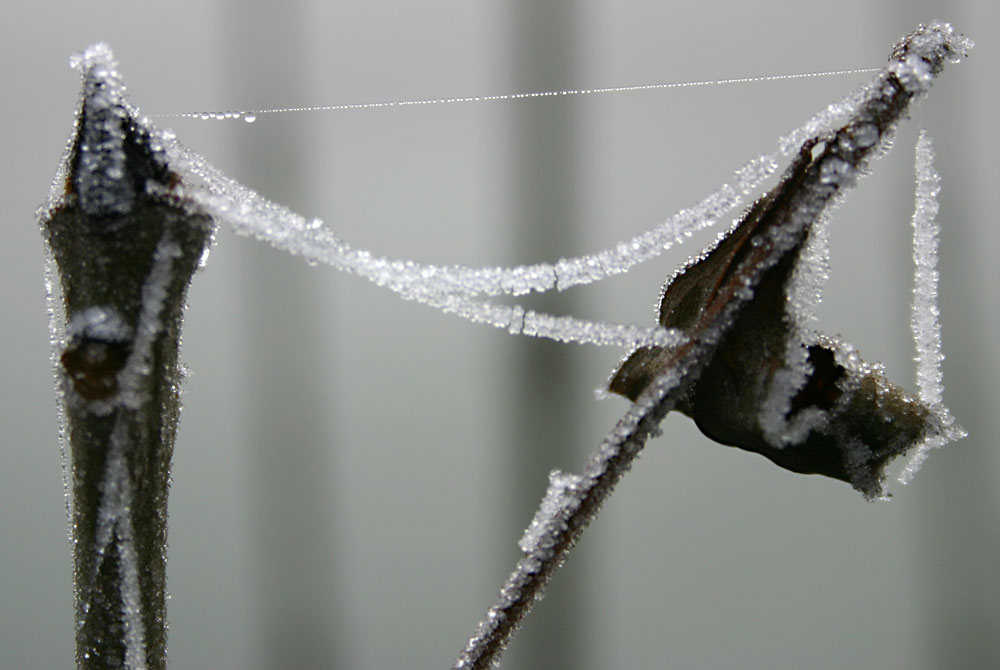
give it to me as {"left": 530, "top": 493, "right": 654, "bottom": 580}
{"left": 152, "top": 67, "right": 880, "bottom": 122}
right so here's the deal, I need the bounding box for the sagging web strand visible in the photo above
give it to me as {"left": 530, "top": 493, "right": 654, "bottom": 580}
{"left": 910, "top": 130, "right": 945, "bottom": 407}
{"left": 169, "top": 74, "right": 877, "bottom": 349}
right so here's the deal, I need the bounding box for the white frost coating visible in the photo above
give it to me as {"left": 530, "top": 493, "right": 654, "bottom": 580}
{"left": 889, "top": 54, "right": 933, "bottom": 94}
{"left": 164, "top": 147, "right": 695, "bottom": 347}
{"left": 456, "top": 352, "right": 692, "bottom": 668}
{"left": 171, "top": 142, "right": 779, "bottom": 299}
{"left": 909, "top": 131, "right": 944, "bottom": 406}
{"left": 115, "top": 476, "right": 147, "bottom": 670}
{"left": 900, "top": 131, "right": 966, "bottom": 484}
{"left": 40, "top": 43, "right": 125, "bottom": 219}
{"left": 780, "top": 22, "right": 972, "bottom": 156}
{"left": 519, "top": 470, "right": 585, "bottom": 554}
{"left": 154, "top": 32, "right": 975, "bottom": 351}
{"left": 432, "top": 292, "right": 686, "bottom": 348}
{"left": 161, "top": 29, "right": 970, "bottom": 350}
{"left": 759, "top": 210, "right": 835, "bottom": 447}
{"left": 118, "top": 236, "right": 181, "bottom": 410}
{"left": 779, "top": 85, "right": 872, "bottom": 156}
{"left": 457, "top": 26, "right": 972, "bottom": 667}
{"left": 819, "top": 156, "right": 857, "bottom": 187}
{"left": 43, "top": 244, "right": 75, "bottom": 547}
{"left": 70, "top": 43, "right": 137, "bottom": 219}
{"left": 66, "top": 306, "right": 131, "bottom": 342}
{"left": 93, "top": 418, "right": 148, "bottom": 670}
{"left": 66, "top": 234, "right": 180, "bottom": 416}
{"left": 157, "top": 111, "right": 832, "bottom": 349}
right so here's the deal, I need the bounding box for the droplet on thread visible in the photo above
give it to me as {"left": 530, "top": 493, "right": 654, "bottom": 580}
{"left": 243, "top": 112, "right": 257, "bottom": 123}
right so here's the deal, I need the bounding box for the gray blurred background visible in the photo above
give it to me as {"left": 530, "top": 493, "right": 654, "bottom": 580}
{"left": 2, "top": 1, "right": 997, "bottom": 668}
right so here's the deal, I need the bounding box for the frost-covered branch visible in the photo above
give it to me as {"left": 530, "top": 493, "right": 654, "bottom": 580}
{"left": 453, "top": 333, "right": 711, "bottom": 669}
{"left": 454, "top": 22, "right": 970, "bottom": 669}
{"left": 39, "top": 45, "right": 214, "bottom": 669}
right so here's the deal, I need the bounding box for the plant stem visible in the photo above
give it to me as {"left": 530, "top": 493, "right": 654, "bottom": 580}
{"left": 40, "top": 45, "right": 213, "bottom": 669}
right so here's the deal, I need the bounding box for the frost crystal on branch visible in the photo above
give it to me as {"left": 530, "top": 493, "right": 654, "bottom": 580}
{"left": 910, "top": 130, "right": 945, "bottom": 407}
{"left": 519, "top": 470, "right": 585, "bottom": 554}
{"left": 899, "top": 130, "right": 966, "bottom": 484}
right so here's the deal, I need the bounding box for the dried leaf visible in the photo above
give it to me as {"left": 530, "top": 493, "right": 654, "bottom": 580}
{"left": 610, "top": 133, "right": 935, "bottom": 499}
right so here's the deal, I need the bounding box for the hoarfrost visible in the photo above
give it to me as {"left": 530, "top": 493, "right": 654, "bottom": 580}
{"left": 899, "top": 131, "right": 966, "bottom": 484}
{"left": 117, "top": 237, "right": 181, "bottom": 411}
{"left": 158, "top": 83, "right": 868, "bottom": 350}
{"left": 65, "top": 306, "right": 131, "bottom": 344}
{"left": 605, "top": 23, "right": 970, "bottom": 500}
{"left": 174, "top": 132, "right": 778, "bottom": 303}
{"left": 93, "top": 417, "right": 148, "bottom": 670}
{"left": 758, "top": 211, "right": 834, "bottom": 447}
{"left": 43, "top": 42, "right": 213, "bottom": 668}
{"left": 909, "top": 130, "right": 945, "bottom": 407}
{"left": 72, "top": 44, "right": 134, "bottom": 219}
{"left": 519, "top": 470, "right": 584, "bottom": 554}
{"left": 441, "top": 294, "right": 685, "bottom": 347}
{"left": 42, "top": 246, "right": 75, "bottom": 548}
{"left": 168, "top": 141, "right": 748, "bottom": 348}
{"left": 162, "top": 25, "right": 972, "bottom": 360}
{"left": 40, "top": 26, "right": 972, "bottom": 670}
{"left": 780, "top": 21, "right": 972, "bottom": 155}
{"left": 779, "top": 86, "right": 871, "bottom": 156}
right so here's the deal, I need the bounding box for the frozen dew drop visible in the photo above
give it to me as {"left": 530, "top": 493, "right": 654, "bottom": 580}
{"left": 850, "top": 122, "right": 880, "bottom": 149}
{"left": 819, "top": 156, "right": 853, "bottom": 185}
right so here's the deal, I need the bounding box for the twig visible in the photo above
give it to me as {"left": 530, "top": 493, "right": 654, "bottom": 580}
{"left": 452, "top": 22, "right": 971, "bottom": 669}
{"left": 39, "top": 45, "right": 214, "bottom": 669}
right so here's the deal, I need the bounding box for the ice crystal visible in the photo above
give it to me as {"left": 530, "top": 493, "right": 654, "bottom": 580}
{"left": 519, "top": 470, "right": 584, "bottom": 554}
{"left": 898, "top": 130, "right": 967, "bottom": 484}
